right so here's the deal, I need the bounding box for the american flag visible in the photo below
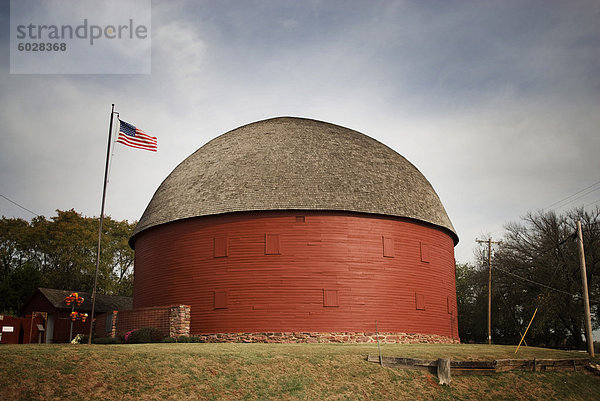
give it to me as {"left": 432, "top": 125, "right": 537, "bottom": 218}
{"left": 116, "top": 119, "right": 157, "bottom": 152}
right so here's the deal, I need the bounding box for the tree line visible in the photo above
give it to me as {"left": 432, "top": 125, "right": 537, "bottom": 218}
{"left": 457, "top": 207, "right": 600, "bottom": 349}
{"left": 2, "top": 206, "right": 598, "bottom": 348}
{"left": 0, "top": 209, "right": 135, "bottom": 314}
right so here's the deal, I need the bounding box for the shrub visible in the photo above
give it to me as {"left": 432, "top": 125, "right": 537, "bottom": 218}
{"left": 162, "top": 335, "right": 206, "bottom": 343}
{"left": 124, "top": 330, "right": 136, "bottom": 343}
{"left": 127, "top": 327, "right": 164, "bottom": 344}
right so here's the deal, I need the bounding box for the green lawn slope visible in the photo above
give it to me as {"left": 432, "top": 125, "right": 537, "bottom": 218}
{"left": 1, "top": 343, "right": 599, "bottom": 400}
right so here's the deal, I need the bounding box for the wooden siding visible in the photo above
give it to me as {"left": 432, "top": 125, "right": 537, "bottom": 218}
{"left": 383, "top": 236, "right": 395, "bottom": 258}
{"left": 214, "top": 237, "right": 228, "bottom": 258}
{"left": 323, "top": 289, "right": 339, "bottom": 307}
{"left": 19, "top": 291, "right": 90, "bottom": 343}
{"left": 133, "top": 211, "right": 459, "bottom": 339}
{"left": 265, "top": 233, "right": 280, "bottom": 255}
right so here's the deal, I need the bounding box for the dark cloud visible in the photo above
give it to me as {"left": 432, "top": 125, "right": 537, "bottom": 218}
{"left": 1, "top": 0, "right": 598, "bottom": 263}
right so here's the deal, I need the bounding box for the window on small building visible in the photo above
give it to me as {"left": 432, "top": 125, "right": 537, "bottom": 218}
{"left": 323, "top": 289, "right": 339, "bottom": 307}
{"left": 383, "top": 236, "right": 394, "bottom": 258}
{"left": 214, "top": 290, "right": 228, "bottom": 309}
{"left": 415, "top": 293, "right": 425, "bottom": 310}
{"left": 265, "top": 233, "right": 280, "bottom": 255}
{"left": 214, "top": 237, "right": 228, "bottom": 258}
{"left": 295, "top": 216, "right": 305, "bottom": 223}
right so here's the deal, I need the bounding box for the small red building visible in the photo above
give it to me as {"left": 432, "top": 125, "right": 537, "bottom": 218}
{"left": 131, "top": 117, "right": 460, "bottom": 343}
{"left": 0, "top": 314, "right": 45, "bottom": 344}
{"left": 19, "top": 288, "right": 132, "bottom": 343}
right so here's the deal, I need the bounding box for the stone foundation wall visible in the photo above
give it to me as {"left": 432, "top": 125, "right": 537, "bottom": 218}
{"left": 169, "top": 305, "right": 191, "bottom": 337}
{"left": 186, "top": 332, "right": 460, "bottom": 344}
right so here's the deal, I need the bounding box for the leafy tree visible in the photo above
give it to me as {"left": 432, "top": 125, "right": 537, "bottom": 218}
{"left": 43, "top": 210, "right": 98, "bottom": 291}
{"left": 101, "top": 217, "right": 135, "bottom": 296}
{"left": 456, "top": 262, "right": 487, "bottom": 343}
{"left": 457, "top": 207, "right": 600, "bottom": 348}
{"left": 0, "top": 210, "right": 136, "bottom": 314}
{"left": 0, "top": 261, "right": 42, "bottom": 314}
{"left": 0, "top": 217, "right": 30, "bottom": 280}
{"left": 0, "top": 217, "right": 44, "bottom": 313}
{"left": 497, "top": 208, "right": 598, "bottom": 348}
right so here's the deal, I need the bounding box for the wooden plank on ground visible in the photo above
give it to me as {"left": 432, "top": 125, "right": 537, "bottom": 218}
{"left": 366, "top": 356, "right": 590, "bottom": 375}
{"left": 437, "top": 358, "right": 451, "bottom": 385}
{"left": 451, "top": 360, "right": 496, "bottom": 369}
{"left": 367, "top": 355, "right": 437, "bottom": 372}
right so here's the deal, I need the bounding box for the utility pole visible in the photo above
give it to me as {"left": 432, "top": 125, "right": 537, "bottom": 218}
{"left": 576, "top": 220, "right": 595, "bottom": 357}
{"left": 477, "top": 238, "right": 501, "bottom": 345}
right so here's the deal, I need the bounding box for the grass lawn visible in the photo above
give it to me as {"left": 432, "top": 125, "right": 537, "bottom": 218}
{"left": 1, "top": 343, "right": 599, "bottom": 400}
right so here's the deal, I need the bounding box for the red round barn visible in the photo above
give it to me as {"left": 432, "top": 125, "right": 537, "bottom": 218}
{"left": 130, "top": 117, "right": 459, "bottom": 342}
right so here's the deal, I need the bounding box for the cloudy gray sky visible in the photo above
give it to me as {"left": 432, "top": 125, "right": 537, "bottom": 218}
{"left": 1, "top": 0, "right": 599, "bottom": 264}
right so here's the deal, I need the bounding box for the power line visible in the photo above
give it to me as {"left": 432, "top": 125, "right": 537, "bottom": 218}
{"left": 493, "top": 284, "right": 529, "bottom": 342}
{"left": 584, "top": 198, "right": 600, "bottom": 208}
{"left": 479, "top": 181, "right": 600, "bottom": 258}
{"left": 491, "top": 264, "right": 576, "bottom": 297}
{"left": 555, "top": 186, "right": 600, "bottom": 211}
{"left": 494, "top": 232, "right": 575, "bottom": 295}
{"left": 545, "top": 179, "right": 600, "bottom": 211}
{"left": 0, "top": 194, "right": 40, "bottom": 217}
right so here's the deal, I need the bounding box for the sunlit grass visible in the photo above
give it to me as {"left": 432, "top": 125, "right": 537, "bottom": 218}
{"left": 1, "top": 343, "right": 598, "bottom": 400}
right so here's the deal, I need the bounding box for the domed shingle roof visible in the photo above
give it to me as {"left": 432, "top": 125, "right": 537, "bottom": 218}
{"left": 131, "top": 117, "right": 457, "bottom": 245}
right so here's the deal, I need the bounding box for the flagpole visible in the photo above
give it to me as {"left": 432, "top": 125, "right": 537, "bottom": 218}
{"left": 88, "top": 103, "right": 116, "bottom": 345}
